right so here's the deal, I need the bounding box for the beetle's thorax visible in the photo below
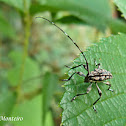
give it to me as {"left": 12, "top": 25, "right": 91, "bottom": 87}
{"left": 84, "top": 68, "right": 112, "bottom": 82}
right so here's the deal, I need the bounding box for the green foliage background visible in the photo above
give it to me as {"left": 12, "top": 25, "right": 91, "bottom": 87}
{"left": 0, "top": 0, "right": 126, "bottom": 126}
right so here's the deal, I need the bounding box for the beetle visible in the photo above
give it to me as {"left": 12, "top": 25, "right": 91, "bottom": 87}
{"left": 36, "top": 17, "right": 114, "bottom": 112}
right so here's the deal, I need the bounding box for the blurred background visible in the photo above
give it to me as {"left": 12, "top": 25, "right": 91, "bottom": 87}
{"left": 0, "top": 0, "right": 125, "bottom": 126}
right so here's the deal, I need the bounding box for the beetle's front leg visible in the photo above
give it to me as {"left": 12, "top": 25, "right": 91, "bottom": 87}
{"left": 62, "top": 72, "right": 85, "bottom": 81}
{"left": 65, "top": 64, "right": 88, "bottom": 71}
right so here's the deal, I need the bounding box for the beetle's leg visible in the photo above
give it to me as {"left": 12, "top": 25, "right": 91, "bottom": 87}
{"left": 103, "top": 81, "right": 114, "bottom": 92}
{"left": 71, "top": 82, "right": 92, "bottom": 102}
{"left": 93, "top": 82, "right": 102, "bottom": 113}
{"left": 64, "top": 65, "right": 71, "bottom": 68}
{"left": 62, "top": 72, "right": 85, "bottom": 81}
{"left": 65, "top": 64, "right": 88, "bottom": 71}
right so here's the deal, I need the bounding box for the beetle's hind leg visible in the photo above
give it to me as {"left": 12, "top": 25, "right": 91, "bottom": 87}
{"left": 103, "top": 81, "right": 114, "bottom": 92}
{"left": 93, "top": 82, "right": 102, "bottom": 113}
{"left": 71, "top": 82, "right": 92, "bottom": 102}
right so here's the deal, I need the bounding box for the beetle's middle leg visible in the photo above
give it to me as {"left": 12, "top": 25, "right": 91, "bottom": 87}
{"left": 103, "top": 81, "right": 114, "bottom": 92}
{"left": 93, "top": 82, "right": 102, "bottom": 112}
{"left": 71, "top": 82, "right": 92, "bottom": 102}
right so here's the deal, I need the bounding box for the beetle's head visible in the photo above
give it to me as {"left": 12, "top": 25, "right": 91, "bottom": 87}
{"left": 84, "top": 75, "right": 90, "bottom": 83}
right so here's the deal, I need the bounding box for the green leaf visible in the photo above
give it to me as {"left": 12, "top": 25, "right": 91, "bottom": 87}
{"left": 30, "top": 4, "right": 59, "bottom": 15}
{"left": 0, "top": 81, "right": 16, "bottom": 126}
{"left": 0, "top": 12, "right": 15, "bottom": 38}
{"left": 10, "top": 94, "right": 54, "bottom": 126}
{"left": 42, "top": 72, "right": 58, "bottom": 125}
{"left": 8, "top": 51, "right": 41, "bottom": 93}
{"left": 114, "top": 0, "right": 126, "bottom": 19}
{"left": 37, "top": 0, "right": 112, "bottom": 18}
{"left": 33, "top": 0, "right": 126, "bottom": 33}
{"left": 108, "top": 18, "right": 126, "bottom": 34}
{"left": 35, "top": 0, "right": 111, "bottom": 31}
{"left": 0, "top": 0, "right": 23, "bottom": 11}
{"left": 60, "top": 33, "right": 126, "bottom": 126}
{"left": 0, "top": 0, "right": 31, "bottom": 12}
{"left": 10, "top": 94, "right": 42, "bottom": 126}
{"left": 44, "top": 111, "right": 54, "bottom": 126}
{"left": 56, "top": 15, "right": 86, "bottom": 24}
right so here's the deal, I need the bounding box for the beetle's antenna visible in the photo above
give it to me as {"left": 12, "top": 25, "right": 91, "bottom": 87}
{"left": 36, "top": 17, "right": 89, "bottom": 72}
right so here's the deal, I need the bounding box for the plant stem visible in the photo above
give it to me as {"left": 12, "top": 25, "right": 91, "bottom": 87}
{"left": 17, "top": 0, "right": 31, "bottom": 102}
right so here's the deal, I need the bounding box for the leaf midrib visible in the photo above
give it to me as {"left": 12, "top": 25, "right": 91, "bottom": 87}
{"left": 62, "top": 92, "right": 125, "bottom": 124}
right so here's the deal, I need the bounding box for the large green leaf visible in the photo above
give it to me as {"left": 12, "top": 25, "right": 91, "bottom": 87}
{"left": 114, "top": 0, "right": 126, "bottom": 19}
{"left": 60, "top": 33, "right": 126, "bottom": 126}
{"left": 31, "top": 0, "right": 126, "bottom": 33}
{"left": 10, "top": 95, "right": 42, "bottom": 126}
{"left": 35, "top": 0, "right": 112, "bottom": 18}
{"left": 32, "top": 0, "right": 111, "bottom": 30}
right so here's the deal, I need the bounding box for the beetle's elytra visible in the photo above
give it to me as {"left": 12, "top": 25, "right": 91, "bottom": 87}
{"left": 85, "top": 68, "right": 113, "bottom": 82}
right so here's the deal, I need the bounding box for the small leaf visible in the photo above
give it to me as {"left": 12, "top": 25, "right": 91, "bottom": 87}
{"left": 42, "top": 72, "right": 58, "bottom": 125}
{"left": 56, "top": 15, "right": 86, "bottom": 24}
{"left": 44, "top": 111, "right": 54, "bottom": 126}
{"left": 114, "top": 0, "right": 126, "bottom": 19}
{"left": 0, "top": 12, "right": 15, "bottom": 38}
{"left": 0, "top": 0, "right": 31, "bottom": 12}
{"left": 60, "top": 33, "right": 126, "bottom": 126}
{"left": 0, "top": 81, "right": 16, "bottom": 126}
